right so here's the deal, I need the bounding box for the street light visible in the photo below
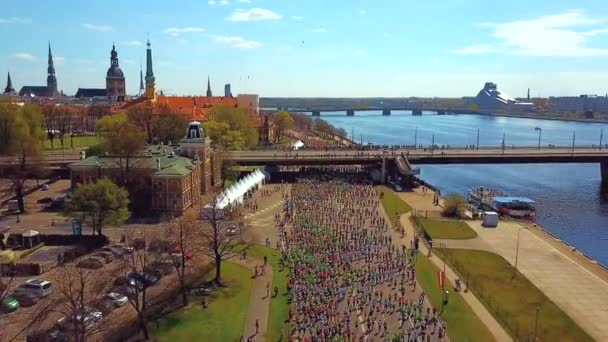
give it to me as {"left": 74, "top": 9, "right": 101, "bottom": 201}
{"left": 534, "top": 127, "right": 542, "bottom": 150}
{"left": 476, "top": 128, "right": 480, "bottom": 150}
{"left": 600, "top": 128, "right": 603, "bottom": 150}
{"left": 515, "top": 227, "right": 525, "bottom": 270}
{"left": 414, "top": 126, "right": 418, "bottom": 148}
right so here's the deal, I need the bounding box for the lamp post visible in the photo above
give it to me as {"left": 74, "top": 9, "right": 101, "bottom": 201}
{"left": 476, "top": 128, "right": 480, "bottom": 150}
{"left": 600, "top": 128, "right": 603, "bottom": 150}
{"left": 571, "top": 130, "right": 576, "bottom": 155}
{"left": 501, "top": 133, "right": 506, "bottom": 155}
{"left": 414, "top": 126, "right": 418, "bottom": 149}
{"left": 431, "top": 132, "right": 435, "bottom": 156}
{"left": 534, "top": 127, "right": 542, "bottom": 150}
{"left": 515, "top": 227, "right": 525, "bottom": 270}
{"left": 533, "top": 306, "right": 540, "bottom": 341}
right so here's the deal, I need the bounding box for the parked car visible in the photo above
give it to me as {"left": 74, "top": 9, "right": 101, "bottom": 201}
{"left": 1, "top": 296, "right": 20, "bottom": 313}
{"left": 144, "top": 261, "right": 173, "bottom": 279}
{"left": 104, "top": 292, "right": 128, "bottom": 307}
{"left": 127, "top": 272, "right": 159, "bottom": 287}
{"left": 12, "top": 292, "right": 40, "bottom": 307}
{"left": 36, "top": 197, "right": 53, "bottom": 204}
{"left": 91, "top": 252, "right": 113, "bottom": 263}
{"left": 13, "top": 279, "right": 52, "bottom": 298}
{"left": 110, "top": 285, "right": 137, "bottom": 299}
{"left": 114, "top": 276, "right": 143, "bottom": 290}
{"left": 77, "top": 257, "right": 104, "bottom": 270}
{"left": 40, "top": 184, "right": 50, "bottom": 191}
{"left": 56, "top": 306, "right": 103, "bottom": 333}
{"left": 101, "top": 245, "right": 125, "bottom": 257}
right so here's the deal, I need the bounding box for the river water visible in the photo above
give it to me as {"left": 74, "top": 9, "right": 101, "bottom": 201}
{"left": 314, "top": 111, "right": 608, "bottom": 265}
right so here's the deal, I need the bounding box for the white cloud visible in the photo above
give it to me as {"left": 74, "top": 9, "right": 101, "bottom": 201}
{"left": 211, "top": 35, "right": 261, "bottom": 49}
{"left": 82, "top": 23, "right": 113, "bottom": 32}
{"left": 14, "top": 53, "right": 36, "bottom": 61}
{"left": 54, "top": 56, "right": 65, "bottom": 65}
{"left": 227, "top": 8, "right": 282, "bottom": 22}
{"left": 451, "top": 44, "right": 497, "bottom": 54}
{"left": 454, "top": 10, "right": 608, "bottom": 56}
{"left": 291, "top": 15, "right": 303, "bottom": 21}
{"left": 209, "top": 0, "right": 230, "bottom": 4}
{"left": 355, "top": 49, "right": 366, "bottom": 56}
{"left": 238, "top": 0, "right": 251, "bottom": 3}
{"left": 163, "top": 27, "right": 205, "bottom": 36}
{"left": 312, "top": 28, "right": 326, "bottom": 33}
{"left": 359, "top": 10, "right": 367, "bottom": 15}
{"left": 208, "top": 0, "right": 216, "bottom": 4}
{"left": 0, "top": 17, "right": 30, "bottom": 24}
{"left": 119, "top": 40, "right": 143, "bottom": 47}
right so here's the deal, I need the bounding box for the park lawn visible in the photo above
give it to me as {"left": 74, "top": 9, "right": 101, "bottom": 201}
{"left": 375, "top": 186, "right": 412, "bottom": 227}
{"left": 414, "top": 217, "right": 478, "bottom": 239}
{"left": 150, "top": 262, "right": 253, "bottom": 342}
{"left": 247, "top": 245, "right": 291, "bottom": 342}
{"left": 415, "top": 254, "right": 496, "bottom": 342}
{"left": 436, "top": 249, "right": 593, "bottom": 342}
{"left": 43, "top": 135, "right": 103, "bottom": 150}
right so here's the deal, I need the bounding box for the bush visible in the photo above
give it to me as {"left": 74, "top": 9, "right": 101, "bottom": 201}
{"left": 442, "top": 194, "right": 466, "bottom": 217}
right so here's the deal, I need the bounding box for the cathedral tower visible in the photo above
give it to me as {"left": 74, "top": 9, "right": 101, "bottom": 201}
{"left": 46, "top": 43, "right": 58, "bottom": 96}
{"left": 106, "top": 44, "right": 126, "bottom": 101}
{"left": 4, "top": 72, "right": 15, "bottom": 94}
{"left": 145, "top": 39, "right": 156, "bottom": 100}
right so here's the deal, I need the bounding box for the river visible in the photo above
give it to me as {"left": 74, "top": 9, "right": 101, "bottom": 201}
{"left": 312, "top": 111, "right": 608, "bottom": 265}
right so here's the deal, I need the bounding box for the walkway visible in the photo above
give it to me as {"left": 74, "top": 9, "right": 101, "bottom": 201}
{"left": 234, "top": 256, "right": 274, "bottom": 342}
{"left": 466, "top": 220, "right": 608, "bottom": 341}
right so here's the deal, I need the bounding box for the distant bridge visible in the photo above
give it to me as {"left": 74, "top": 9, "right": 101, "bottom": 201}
{"left": 267, "top": 107, "right": 476, "bottom": 116}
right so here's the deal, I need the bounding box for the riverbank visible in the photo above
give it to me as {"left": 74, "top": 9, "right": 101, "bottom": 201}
{"left": 476, "top": 111, "right": 608, "bottom": 124}
{"left": 400, "top": 184, "right": 608, "bottom": 341}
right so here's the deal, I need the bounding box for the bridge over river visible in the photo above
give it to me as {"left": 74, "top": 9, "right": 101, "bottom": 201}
{"left": 2, "top": 147, "right": 608, "bottom": 183}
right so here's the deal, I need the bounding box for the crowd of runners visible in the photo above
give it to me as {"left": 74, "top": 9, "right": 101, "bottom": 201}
{"left": 276, "top": 171, "right": 447, "bottom": 342}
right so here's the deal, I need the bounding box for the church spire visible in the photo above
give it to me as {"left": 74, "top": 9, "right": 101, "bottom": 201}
{"left": 4, "top": 72, "right": 15, "bottom": 94}
{"left": 144, "top": 38, "right": 156, "bottom": 100}
{"left": 139, "top": 61, "right": 144, "bottom": 95}
{"left": 206, "top": 76, "right": 212, "bottom": 97}
{"left": 46, "top": 42, "right": 58, "bottom": 96}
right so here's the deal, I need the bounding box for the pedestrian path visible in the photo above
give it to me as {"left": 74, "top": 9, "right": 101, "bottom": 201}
{"left": 392, "top": 209, "right": 511, "bottom": 342}
{"left": 233, "top": 256, "right": 274, "bottom": 341}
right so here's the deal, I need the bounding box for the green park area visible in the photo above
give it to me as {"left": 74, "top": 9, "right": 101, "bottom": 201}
{"left": 150, "top": 262, "right": 253, "bottom": 342}
{"left": 247, "top": 245, "right": 291, "bottom": 341}
{"left": 375, "top": 186, "right": 412, "bottom": 227}
{"left": 412, "top": 217, "right": 478, "bottom": 239}
{"left": 435, "top": 249, "right": 592, "bottom": 342}
{"left": 43, "top": 135, "right": 103, "bottom": 150}
{"left": 415, "top": 254, "right": 495, "bottom": 342}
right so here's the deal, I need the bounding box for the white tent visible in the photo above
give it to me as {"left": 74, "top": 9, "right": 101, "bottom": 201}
{"left": 291, "top": 140, "right": 304, "bottom": 150}
{"left": 214, "top": 168, "right": 268, "bottom": 209}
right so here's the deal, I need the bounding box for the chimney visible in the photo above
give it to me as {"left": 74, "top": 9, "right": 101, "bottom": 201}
{"left": 156, "top": 158, "right": 161, "bottom": 171}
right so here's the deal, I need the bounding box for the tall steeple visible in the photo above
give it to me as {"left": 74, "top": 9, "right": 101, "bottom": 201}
{"left": 206, "top": 76, "right": 212, "bottom": 97}
{"left": 4, "top": 72, "right": 15, "bottom": 94}
{"left": 145, "top": 38, "right": 156, "bottom": 100}
{"left": 139, "top": 62, "right": 144, "bottom": 95}
{"left": 46, "top": 42, "right": 58, "bottom": 96}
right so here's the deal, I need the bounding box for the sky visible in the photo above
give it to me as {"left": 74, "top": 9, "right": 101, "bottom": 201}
{"left": 3, "top": 0, "right": 608, "bottom": 97}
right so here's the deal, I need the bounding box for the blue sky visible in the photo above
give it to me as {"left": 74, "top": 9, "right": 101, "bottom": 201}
{"left": 3, "top": 0, "right": 608, "bottom": 97}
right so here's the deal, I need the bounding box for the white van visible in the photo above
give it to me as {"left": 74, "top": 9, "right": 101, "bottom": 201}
{"left": 13, "top": 279, "right": 52, "bottom": 298}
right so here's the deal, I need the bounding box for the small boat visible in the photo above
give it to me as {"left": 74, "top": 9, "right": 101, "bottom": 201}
{"left": 467, "top": 186, "right": 536, "bottom": 219}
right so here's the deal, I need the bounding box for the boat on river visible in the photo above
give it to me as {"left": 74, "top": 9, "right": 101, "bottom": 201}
{"left": 467, "top": 186, "right": 536, "bottom": 219}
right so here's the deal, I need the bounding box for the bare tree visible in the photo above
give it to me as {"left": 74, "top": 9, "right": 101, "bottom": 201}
{"left": 50, "top": 262, "right": 109, "bottom": 342}
{"left": 164, "top": 218, "right": 194, "bottom": 307}
{"left": 199, "top": 196, "right": 249, "bottom": 286}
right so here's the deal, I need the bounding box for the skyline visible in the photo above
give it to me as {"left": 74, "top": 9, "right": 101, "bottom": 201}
{"left": 2, "top": 0, "right": 608, "bottom": 97}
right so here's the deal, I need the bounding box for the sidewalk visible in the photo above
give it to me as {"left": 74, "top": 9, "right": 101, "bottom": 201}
{"left": 233, "top": 256, "right": 274, "bottom": 341}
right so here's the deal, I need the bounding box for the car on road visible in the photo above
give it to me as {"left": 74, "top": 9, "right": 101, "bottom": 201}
{"left": 1, "top": 296, "right": 20, "bottom": 313}
{"left": 13, "top": 279, "right": 52, "bottom": 298}
{"left": 40, "top": 184, "right": 50, "bottom": 191}
{"left": 110, "top": 285, "right": 137, "bottom": 299}
{"left": 56, "top": 306, "right": 103, "bottom": 334}
{"left": 104, "top": 292, "right": 128, "bottom": 307}
{"left": 36, "top": 197, "right": 53, "bottom": 204}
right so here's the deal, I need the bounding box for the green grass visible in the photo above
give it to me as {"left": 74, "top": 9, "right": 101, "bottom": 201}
{"left": 247, "top": 245, "right": 290, "bottom": 342}
{"left": 413, "top": 217, "right": 478, "bottom": 239}
{"left": 415, "top": 254, "right": 496, "bottom": 342}
{"left": 436, "top": 249, "right": 593, "bottom": 342}
{"left": 150, "top": 262, "right": 253, "bottom": 342}
{"left": 375, "top": 186, "right": 412, "bottom": 227}
{"left": 43, "top": 135, "right": 103, "bottom": 150}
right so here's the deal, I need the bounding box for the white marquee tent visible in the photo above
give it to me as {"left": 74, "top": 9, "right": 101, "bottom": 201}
{"left": 213, "top": 168, "right": 268, "bottom": 210}
{"left": 291, "top": 140, "right": 304, "bottom": 150}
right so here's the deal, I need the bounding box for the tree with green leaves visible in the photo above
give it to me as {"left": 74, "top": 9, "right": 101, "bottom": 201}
{"left": 0, "top": 102, "right": 46, "bottom": 213}
{"left": 96, "top": 112, "right": 146, "bottom": 185}
{"left": 204, "top": 104, "right": 258, "bottom": 150}
{"left": 273, "top": 111, "right": 294, "bottom": 143}
{"left": 63, "top": 178, "right": 130, "bottom": 236}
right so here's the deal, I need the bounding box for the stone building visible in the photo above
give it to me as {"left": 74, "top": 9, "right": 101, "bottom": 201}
{"left": 69, "top": 122, "right": 222, "bottom": 216}
{"left": 19, "top": 43, "right": 59, "bottom": 97}
{"left": 75, "top": 44, "right": 126, "bottom": 102}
